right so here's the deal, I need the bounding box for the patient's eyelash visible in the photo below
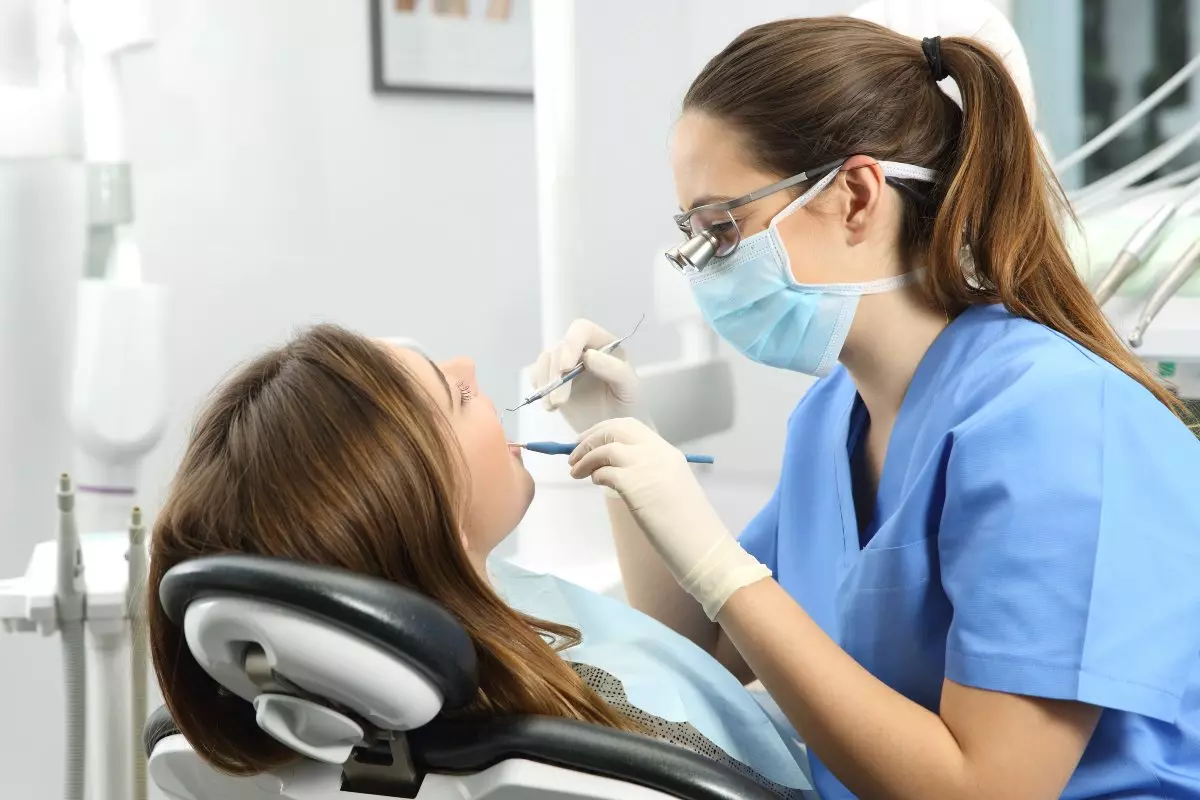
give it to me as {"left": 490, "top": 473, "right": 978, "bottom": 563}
{"left": 456, "top": 380, "right": 475, "bottom": 403}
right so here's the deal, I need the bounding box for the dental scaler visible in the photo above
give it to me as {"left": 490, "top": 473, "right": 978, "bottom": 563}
{"left": 507, "top": 316, "right": 645, "bottom": 413}
{"left": 516, "top": 441, "right": 714, "bottom": 465}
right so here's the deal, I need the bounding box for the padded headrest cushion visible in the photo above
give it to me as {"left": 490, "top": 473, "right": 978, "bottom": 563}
{"left": 144, "top": 704, "right": 180, "bottom": 758}
{"left": 161, "top": 555, "right": 479, "bottom": 709}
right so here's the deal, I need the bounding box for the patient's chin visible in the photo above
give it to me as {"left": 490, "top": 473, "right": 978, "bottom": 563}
{"left": 515, "top": 461, "right": 536, "bottom": 511}
{"left": 524, "top": 469, "right": 536, "bottom": 505}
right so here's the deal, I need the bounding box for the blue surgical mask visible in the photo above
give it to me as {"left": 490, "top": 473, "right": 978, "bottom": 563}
{"left": 687, "top": 162, "right": 937, "bottom": 377}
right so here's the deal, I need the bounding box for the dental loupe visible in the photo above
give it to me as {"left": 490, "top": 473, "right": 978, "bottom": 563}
{"left": 664, "top": 230, "right": 719, "bottom": 275}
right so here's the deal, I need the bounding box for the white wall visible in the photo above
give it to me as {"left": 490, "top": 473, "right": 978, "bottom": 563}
{"left": 0, "top": 0, "right": 39, "bottom": 85}
{"left": 0, "top": 1, "right": 538, "bottom": 797}
{"left": 121, "top": 0, "right": 541, "bottom": 483}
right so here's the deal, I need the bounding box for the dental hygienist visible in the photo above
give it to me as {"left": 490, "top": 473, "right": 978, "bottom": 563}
{"left": 532, "top": 19, "right": 1200, "bottom": 800}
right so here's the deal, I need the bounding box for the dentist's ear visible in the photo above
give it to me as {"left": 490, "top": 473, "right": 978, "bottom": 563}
{"left": 839, "top": 155, "right": 886, "bottom": 246}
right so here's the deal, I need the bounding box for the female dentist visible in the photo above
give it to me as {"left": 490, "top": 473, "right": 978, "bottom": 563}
{"left": 531, "top": 18, "right": 1200, "bottom": 800}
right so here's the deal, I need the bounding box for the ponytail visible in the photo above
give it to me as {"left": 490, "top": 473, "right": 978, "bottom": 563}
{"left": 931, "top": 37, "right": 1186, "bottom": 418}
{"left": 685, "top": 17, "right": 1186, "bottom": 418}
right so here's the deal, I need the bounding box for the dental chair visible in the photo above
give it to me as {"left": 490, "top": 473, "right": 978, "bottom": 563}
{"left": 144, "top": 555, "right": 785, "bottom": 800}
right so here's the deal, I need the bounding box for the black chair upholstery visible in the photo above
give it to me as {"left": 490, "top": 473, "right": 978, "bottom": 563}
{"left": 410, "top": 716, "right": 781, "bottom": 800}
{"left": 160, "top": 555, "right": 478, "bottom": 709}
{"left": 145, "top": 705, "right": 780, "bottom": 800}
{"left": 153, "top": 556, "right": 790, "bottom": 799}
{"left": 144, "top": 704, "right": 179, "bottom": 759}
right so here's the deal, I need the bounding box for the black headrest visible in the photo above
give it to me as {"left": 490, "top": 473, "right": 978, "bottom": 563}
{"left": 144, "top": 704, "right": 180, "bottom": 758}
{"left": 160, "top": 555, "right": 479, "bottom": 709}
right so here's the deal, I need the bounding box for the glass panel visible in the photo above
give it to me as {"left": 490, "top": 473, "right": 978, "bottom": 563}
{"left": 1016, "top": 0, "right": 1200, "bottom": 187}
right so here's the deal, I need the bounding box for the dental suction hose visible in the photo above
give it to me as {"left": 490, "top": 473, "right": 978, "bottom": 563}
{"left": 129, "top": 507, "right": 148, "bottom": 800}
{"left": 1093, "top": 203, "right": 1178, "bottom": 306}
{"left": 1128, "top": 239, "right": 1200, "bottom": 349}
{"left": 1057, "top": 51, "right": 1200, "bottom": 174}
{"left": 56, "top": 474, "right": 86, "bottom": 800}
{"left": 517, "top": 440, "right": 715, "bottom": 465}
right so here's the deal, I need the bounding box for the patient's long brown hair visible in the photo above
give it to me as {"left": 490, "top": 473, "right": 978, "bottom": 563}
{"left": 148, "top": 324, "right": 637, "bottom": 776}
{"left": 685, "top": 17, "right": 1185, "bottom": 417}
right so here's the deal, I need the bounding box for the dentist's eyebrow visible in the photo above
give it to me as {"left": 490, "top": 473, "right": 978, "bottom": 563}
{"left": 681, "top": 194, "right": 734, "bottom": 212}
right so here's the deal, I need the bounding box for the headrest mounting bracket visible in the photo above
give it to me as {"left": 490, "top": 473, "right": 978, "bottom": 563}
{"left": 341, "top": 734, "right": 423, "bottom": 798}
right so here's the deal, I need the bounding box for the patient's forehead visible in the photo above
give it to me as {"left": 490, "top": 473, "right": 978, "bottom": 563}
{"left": 377, "top": 336, "right": 428, "bottom": 357}
{"left": 374, "top": 338, "right": 447, "bottom": 404}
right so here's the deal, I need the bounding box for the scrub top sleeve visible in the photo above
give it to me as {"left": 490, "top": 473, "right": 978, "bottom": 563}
{"left": 939, "top": 368, "right": 1200, "bottom": 722}
{"left": 738, "top": 485, "right": 780, "bottom": 578}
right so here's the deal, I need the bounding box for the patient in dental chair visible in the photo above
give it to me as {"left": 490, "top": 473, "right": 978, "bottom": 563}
{"left": 148, "top": 324, "right": 810, "bottom": 797}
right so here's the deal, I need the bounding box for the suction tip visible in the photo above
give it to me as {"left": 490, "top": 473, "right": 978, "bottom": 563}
{"left": 131, "top": 507, "right": 143, "bottom": 527}
{"left": 57, "top": 474, "right": 75, "bottom": 511}
{"left": 1128, "top": 328, "right": 1145, "bottom": 349}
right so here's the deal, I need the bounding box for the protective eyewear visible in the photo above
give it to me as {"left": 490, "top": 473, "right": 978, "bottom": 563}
{"left": 665, "top": 159, "right": 846, "bottom": 274}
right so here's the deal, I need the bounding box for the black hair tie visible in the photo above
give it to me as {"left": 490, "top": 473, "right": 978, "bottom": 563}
{"left": 921, "top": 36, "right": 949, "bottom": 82}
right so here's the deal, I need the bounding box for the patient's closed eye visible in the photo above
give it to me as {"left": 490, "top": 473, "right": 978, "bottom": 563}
{"left": 457, "top": 381, "right": 476, "bottom": 403}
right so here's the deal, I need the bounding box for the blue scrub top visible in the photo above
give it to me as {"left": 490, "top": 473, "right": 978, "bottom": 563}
{"left": 739, "top": 304, "right": 1200, "bottom": 799}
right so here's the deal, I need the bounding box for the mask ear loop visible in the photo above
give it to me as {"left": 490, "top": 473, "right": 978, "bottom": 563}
{"left": 770, "top": 160, "right": 939, "bottom": 232}
{"left": 767, "top": 165, "right": 845, "bottom": 230}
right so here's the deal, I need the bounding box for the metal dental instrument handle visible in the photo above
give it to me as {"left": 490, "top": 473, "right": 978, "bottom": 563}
{"left": 1128, "top": 238, "right": 1200, "bottom": 349}
{"left": 1093, "top": 203, "right": 1178, "bottom": 306}
{"left": 508, "top": 315, "right": 645, "bottom": 412}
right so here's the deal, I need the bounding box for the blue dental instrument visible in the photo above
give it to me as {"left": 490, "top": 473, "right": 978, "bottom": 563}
{"left": 517, "top": 441, "right": 715, "bottom": 465}
{"left": 507, "top": 316, "right": 645, "bottom": 413}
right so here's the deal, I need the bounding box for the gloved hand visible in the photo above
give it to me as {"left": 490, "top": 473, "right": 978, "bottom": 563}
{"left": 568, "top": 418, "right": 771, "bottom": 619}
{"left": 528, "top": 319, "right": 653, "bottom": 435}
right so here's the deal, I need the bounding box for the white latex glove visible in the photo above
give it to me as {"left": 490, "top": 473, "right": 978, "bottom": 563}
{"left": 528, "top": 319, "right": 653, "bottom": 435}
{"left": 568, "top": 418, "right": 771, "bottom": 619}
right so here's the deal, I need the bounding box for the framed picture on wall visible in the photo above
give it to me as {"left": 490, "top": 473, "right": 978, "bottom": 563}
{"left": 369, "top": 0, "right": 533, "bottom": 98}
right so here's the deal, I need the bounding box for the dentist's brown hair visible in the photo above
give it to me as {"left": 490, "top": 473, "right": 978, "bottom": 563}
{"left": 684, "top": 16, "right": 1184, "bottom": 417}
{"left": 148, "top": 324, "right": 638, "bottom": 776}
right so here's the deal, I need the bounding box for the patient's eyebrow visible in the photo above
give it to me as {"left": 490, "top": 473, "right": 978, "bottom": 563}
{"left": 425, "top": 357, "right": 455, "bottom": 412}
